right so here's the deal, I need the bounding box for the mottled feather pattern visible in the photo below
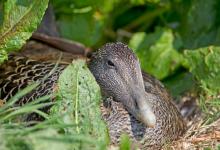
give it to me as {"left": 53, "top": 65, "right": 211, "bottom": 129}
{"left": 0, "top": 55, "right": 65, "bottom": 121}
{"left": 101, "top": 76, "right": 186, "bottom": 149}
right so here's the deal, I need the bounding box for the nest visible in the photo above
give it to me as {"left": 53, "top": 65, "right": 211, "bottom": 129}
{"left": 164, "top": 94, "right": 220, "bottom": 150}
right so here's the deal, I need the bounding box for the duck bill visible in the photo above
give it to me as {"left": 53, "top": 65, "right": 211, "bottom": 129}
{"left": 126, "top": 88, "right": 156, "bottom": 128}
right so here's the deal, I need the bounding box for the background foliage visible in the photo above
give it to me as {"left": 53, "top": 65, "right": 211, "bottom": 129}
{"left": 50, "top": 0, "right": 220, "bottom": 97}
{"left": 1, "top": 0, "right": 220, "bottom": 96}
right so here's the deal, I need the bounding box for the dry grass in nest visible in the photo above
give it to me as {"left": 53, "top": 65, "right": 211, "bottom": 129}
{"left": 166, "top": 117, "right": 220, "bottom": 150}
{"left": 164, "top": 94, "right": 220, "bottom": 150}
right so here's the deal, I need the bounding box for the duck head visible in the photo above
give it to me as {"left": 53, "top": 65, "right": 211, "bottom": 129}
{"left": 89, "top": 42, "right": 156, "bottom": 128}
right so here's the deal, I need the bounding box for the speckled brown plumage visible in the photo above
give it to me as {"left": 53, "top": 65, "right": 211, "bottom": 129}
{"left": 0, "top": 55, "right": 65, "bottom": 102}
{"left": 100, "top": 81, "right": 185, "bottom": 149}
{"left": 0, "top": 55, "right": 65, "bottom": 121}
{"left": 0, "top": 42, "right": 186, "bottom": 149}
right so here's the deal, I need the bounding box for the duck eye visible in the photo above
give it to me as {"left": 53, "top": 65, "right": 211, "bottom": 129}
{"left": 107, "top": 60, "right": 115, "bottom": 67}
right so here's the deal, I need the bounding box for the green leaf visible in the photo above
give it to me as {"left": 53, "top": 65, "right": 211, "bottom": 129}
{"left": 52, "top": 0, "right": 105, "bottom": 47}
{"left": 179, "top": 0, "right": 220, "bottom": 49}
{"left": 57, "top": 13, "right": 103, "bottom": 47}
{"left": 184, "top": 46, "right": 220, "bottom": 95}
{"left": 129, "top": 27, "right": 182, "bottom": 79}
{"left": 50, "top": 59, "right": 109, "bottom": 149}
{"left": 0, "top": 0, "right": 49, "bottom": 63}
{"left": 163, "top": 72, "right": 196, "bottom": 98}
{"left": 119, "top": 134, "right": 131, "bottom": 150}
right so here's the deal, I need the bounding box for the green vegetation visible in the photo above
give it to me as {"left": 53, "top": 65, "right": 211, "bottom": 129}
{"left": 0, "top": 0, "right": 220, "bottom": 149}
{"left": 129, "top": 27, "right": 182, "bottom": 79}
{"left": 184, "top": 47, "right": 220, "bottom": 95}
{"left": 0, "top": 0, "right": 49, "bottom": 63}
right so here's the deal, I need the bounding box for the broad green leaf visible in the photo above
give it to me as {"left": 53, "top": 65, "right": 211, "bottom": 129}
{"left": 184, "top": 46, "right": 220, "bottom": 95}
{"left": 52, "top": 0, "right": 105, "bottom": 47}
{"left": 50, "top": 59, "right": 108, "bottom": 149}
{"left": 0, "top": 0, "right": 49, "bottom": 63}
{"left": 129, "top": 27, "right": 182, "bottom": 79}
{"left": 179, "top": 0, "right": 220, "bottom": 49}
{"left": 163, "top": 72, "right": 196, "bottom": 98}
{"left": 56, "top": 13, "right": 103, "bottom": 47}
